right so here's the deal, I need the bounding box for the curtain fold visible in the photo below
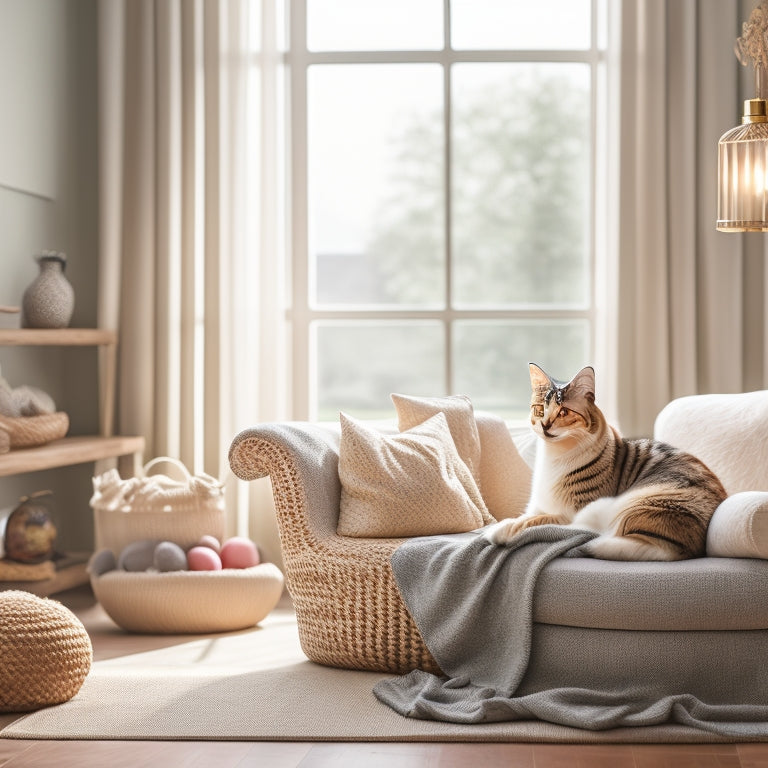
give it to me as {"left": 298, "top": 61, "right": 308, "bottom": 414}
{"left": 97, "top": 0, "right": 287, "bottom": 545}
{"left": 611, "top": 0, "right": 758, "bottom": 437}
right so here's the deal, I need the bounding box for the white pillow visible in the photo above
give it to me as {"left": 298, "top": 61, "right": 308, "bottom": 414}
{"left": 706, "top": 492, "right": 768, "bottom": 558}
{"left": 337, "top": 411, "right": 493, "bottom": 538}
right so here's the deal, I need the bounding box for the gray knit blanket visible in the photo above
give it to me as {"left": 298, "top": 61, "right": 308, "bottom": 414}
{"left": 373, "top": 526, "right": 768, "bottom": 736}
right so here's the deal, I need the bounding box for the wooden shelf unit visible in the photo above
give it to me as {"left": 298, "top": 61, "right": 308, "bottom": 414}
{"left": 0, "top": 328, "right": 116, "bottom": 345}
{"left": 0, "top": 552, "right": 91, "bottom": 597}
{"left": 0, "top": 328, "right": 145, "bottom": 595}
{"left": 0, "top": 435, "right": 145, "bottom": 477}
{"left": 0, "top": 328, "right": 118, "bottom": 437}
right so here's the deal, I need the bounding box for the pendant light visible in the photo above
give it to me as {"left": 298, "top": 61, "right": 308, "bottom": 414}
{"left": 717, "top": 1, "right": 768, "bottom": 232}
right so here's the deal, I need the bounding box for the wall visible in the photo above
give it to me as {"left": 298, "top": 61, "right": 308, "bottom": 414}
{"left": 0, "top": 0, "right": 99, "bottom": 553}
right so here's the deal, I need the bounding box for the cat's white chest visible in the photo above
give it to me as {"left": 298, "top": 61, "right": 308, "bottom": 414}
{"left": 527, "top": 448, "right": 576, "bottom": 518}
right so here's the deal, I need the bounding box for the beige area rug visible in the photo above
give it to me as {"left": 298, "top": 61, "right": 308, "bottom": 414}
{"left": 0, "top": 605, "right": 750, "bottom": 743}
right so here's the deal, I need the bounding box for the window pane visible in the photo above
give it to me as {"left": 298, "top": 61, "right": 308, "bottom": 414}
{"left": 452, "top": 320, "right": 590, "bottom": 419}
{"left": 313, "top": 322, "right": 445, "bottom": 420}
{"left": 309, "top": 64, "right": 445, "bottom": 307}
{"left": 450, "top": 0, "right": 591, "bottom": 50}
{"left": 451, "top": 63, "right": 591, "bottom": 308}
{"left": 307, "top": 0, "right": 443, "bottom": 51}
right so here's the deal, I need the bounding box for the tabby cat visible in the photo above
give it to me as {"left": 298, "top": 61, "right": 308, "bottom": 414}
{"left": 486, "top": 364, "right": 727, "bottom": 561}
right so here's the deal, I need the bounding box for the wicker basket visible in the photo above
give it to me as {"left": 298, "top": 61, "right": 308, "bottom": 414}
{"left": 90, "top": 563, "right": 284, "bottom": 634}
{"left": 0, "top": 412, "right": 69, "bottom": 453}
{"left": 91, "top": 457, "right": 225, "bottom": 554}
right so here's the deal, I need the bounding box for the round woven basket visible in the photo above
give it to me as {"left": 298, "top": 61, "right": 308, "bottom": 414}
{"left": 0, "top": 591, "right": 92, "bottom": 713}
{"left": 0, "top": 412, "right": 69, "bottom": 453}
{"left": 91, "top": 563, "right": 284, "bottom": 634}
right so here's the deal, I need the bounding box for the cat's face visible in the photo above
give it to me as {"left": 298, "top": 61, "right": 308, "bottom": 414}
{"left": 528, "top": 363, "right": 597, "bottom": 441}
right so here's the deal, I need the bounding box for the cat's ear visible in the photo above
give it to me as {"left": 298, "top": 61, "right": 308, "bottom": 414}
{"left": 529, "top": 362, "right": 552, "bottom": 392}
{"left": 567, "top": 366, "right": 595, "bottom": 403}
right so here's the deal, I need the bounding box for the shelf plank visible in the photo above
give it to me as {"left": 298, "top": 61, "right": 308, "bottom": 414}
{"left": 0, "top": 328, "right": 117, "bottom": 346}
{"left": 0, "top": 553, "right": 90, "bottom": 597}
{"left": 0, "top": 435, "right": 145, "bottom": 476}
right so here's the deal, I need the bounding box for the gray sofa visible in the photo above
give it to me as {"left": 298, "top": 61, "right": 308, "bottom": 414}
{"left": 228, "top": 391, "right": 768, "bottom": 707}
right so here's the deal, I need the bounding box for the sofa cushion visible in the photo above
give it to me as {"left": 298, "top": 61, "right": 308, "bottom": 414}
{"left": 533, "top": 556, "right": 768, "bottom": 631}
{"left": 707, "top": 491, "right": 768, "bottom": 558}
{"left": 654, "top": 390, "right": 768, "bottom": 494}
{"left": 474, "top": 411, "right": 532, "bottom": 520}
{"left": 337, "top": 411, "right": 494, "bottom": 537}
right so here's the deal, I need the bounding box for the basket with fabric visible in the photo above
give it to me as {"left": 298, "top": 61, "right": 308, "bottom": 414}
{"left": 90, "top": 457, "right": 226, "bottom": 554}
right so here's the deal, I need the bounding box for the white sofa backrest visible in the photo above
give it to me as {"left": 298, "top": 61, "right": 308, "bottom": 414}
{"left": 654, "top": 390, "right": 768, "bottom": 495}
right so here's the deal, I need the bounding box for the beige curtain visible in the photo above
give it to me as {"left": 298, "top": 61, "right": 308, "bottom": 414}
{"left": 609, "top": 0, "right": 768, "bottom": 437}
{"left": 97, "top": 0, "right": 287, "bottom": 544}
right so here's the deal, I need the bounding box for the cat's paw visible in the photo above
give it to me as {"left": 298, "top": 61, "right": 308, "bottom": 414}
{"left": 484, "top": 518, "right": 525, "bottom": 545}
{"left": 485, "top": 514, "right": 561, "bottom": 545}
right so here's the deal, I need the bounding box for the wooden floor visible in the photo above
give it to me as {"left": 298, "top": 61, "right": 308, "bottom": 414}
{"left": 1, "top": 740, "right": 767, "bottom": 768}
{"left": 1, "top": 587, "right": 767, "bottom": 768}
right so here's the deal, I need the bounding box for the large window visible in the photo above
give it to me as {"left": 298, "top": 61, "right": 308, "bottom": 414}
{"left": 289, "top": 0, "right": 607, "bottom": 421}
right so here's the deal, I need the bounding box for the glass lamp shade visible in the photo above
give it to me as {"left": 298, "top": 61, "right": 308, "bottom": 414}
{"left": 717, "top": 99, "right": 768, "bottom": 232}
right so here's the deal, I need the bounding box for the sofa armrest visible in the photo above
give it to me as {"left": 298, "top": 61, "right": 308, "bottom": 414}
{"left": 229, "top": 421, "right": 344, "bottom": 548}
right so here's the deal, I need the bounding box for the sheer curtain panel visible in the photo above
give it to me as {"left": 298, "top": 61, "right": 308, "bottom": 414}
{"left": 612, "top": 0, "right": 761, "bottom": 437}
{"left": 97, "top": 0, "right": 286, "bottom": 543}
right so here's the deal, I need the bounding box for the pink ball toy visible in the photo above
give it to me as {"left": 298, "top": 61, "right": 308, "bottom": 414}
{"left": 187, "top": 546, "right": 222, "bottom": 571}
{"left": 220, "top": 536, "right": 260, "bottom": 569}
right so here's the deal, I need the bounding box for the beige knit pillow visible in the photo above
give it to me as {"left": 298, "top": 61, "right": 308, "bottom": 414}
{"left": 391, "top": 393, "right": 482, "bottom": 483}
{"left": 391, "top": 393, "right": 531, "bottom": 521}
{"left": 337, "top": 411, "right": 493, "bottom": 537}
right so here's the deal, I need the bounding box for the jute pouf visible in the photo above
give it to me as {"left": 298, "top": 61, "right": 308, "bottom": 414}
{"left": 0, "top": 590, "right": 92, "bottom": 712}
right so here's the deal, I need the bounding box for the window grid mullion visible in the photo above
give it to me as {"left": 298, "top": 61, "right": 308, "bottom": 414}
{"left": 295, "top": 1, "right": 602, "bottom": 419}
{"left": 443, "top": 0, "right": 453, "bottom": 394}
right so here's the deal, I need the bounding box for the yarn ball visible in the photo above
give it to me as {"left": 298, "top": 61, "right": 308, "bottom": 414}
{"left": 117, "top": 539, "right": 159, "bottom": 572}
{"left": 87, "top": 548, "right": 117, "bottom": 577}
{"left": 0, "top": 591, "right": 92, "bottom": 712}
{"left": 196, "top": 534, "right": 221, "bottom": 553}
{"left": 153, "top": 541, "right": 187, "bottom": 572}
{"left": 187, "top": 546, "right": 222, "bottom": 571}
{"left": 220, "top": 537, "right": 260, "bottom": 569}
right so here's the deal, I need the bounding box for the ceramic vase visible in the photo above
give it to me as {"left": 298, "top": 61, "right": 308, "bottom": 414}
{"left": 21, "top": 252, "right": 75, "bottom": 329}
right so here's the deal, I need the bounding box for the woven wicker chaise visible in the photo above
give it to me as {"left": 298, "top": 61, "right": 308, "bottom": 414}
{"left": 228, "top": 392, "right": 768, "bottom": 701}
{"left": 229, "top": 420, "right": 440, "bottom": 673}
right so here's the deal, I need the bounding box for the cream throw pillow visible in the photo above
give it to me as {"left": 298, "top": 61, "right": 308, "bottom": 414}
{"left": 391, "top": 393, "right": 482, "bottom": 483}
{"left": 391, "top": 393, "right": 531, "bottom": 521}
{"left": 474, "top": 411, "right": 532, "bottom": 520}
{"left": 337, "top": 411, "right": 493, "bottom": 537}
{"left": 706, "top": 492, "right": 768, "bottom": 558}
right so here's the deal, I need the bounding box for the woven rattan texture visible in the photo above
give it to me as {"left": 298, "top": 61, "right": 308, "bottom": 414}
{"left": 0, "top": 590, "right": 92, "bottom": 713}
{"left": 0, "top": 412, "right": 69, "bottom": 453}
{"left": 229, "top": 433, "right": 440, "bottom": 675}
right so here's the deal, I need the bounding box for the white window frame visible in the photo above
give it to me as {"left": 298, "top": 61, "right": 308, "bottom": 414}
{"left": 287, "top": 0, "right": 612, "bottom": 422}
